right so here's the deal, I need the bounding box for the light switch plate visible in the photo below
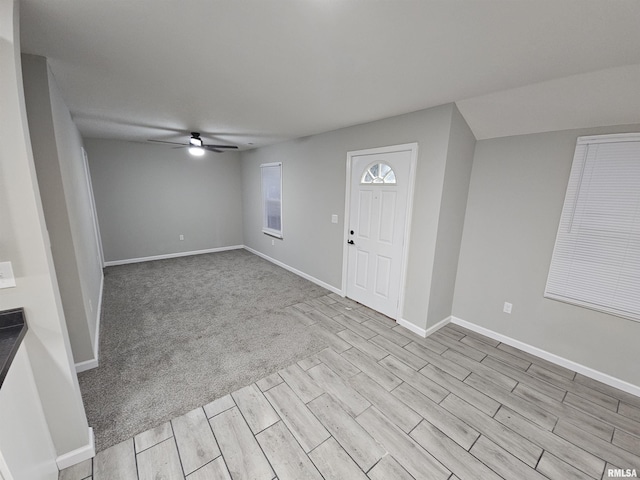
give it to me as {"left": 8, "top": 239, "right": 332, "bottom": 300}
{"left": 0, "top": 262, "right": 17, "bottom": 289}
{"left": 331, "top": 214, "right": 338, "bottom": 224}
{"left": 503, "top": 302, "right": 512, "bottom": 314}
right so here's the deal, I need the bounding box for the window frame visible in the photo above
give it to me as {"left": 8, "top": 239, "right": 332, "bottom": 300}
{"left": 260, "top": 162, "right": 283, "bottom": 239}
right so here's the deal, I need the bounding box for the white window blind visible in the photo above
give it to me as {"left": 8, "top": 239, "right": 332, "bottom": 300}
{"left": 545, "top": 134, "right": 640, "bottom": 322}
{"left": 261, "top": 162, "right": 283, "bottom": 238}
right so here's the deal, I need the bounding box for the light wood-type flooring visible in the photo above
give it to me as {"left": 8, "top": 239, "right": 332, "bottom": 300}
{"left": 60, "top": 293, "right": 640, "bottom": 480}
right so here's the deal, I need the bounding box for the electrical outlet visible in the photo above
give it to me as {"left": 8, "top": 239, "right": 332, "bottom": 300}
{"left": 271, "top": 239, "right": 275, "bottom": 246}
{"left": 331, "top": 214, "right": 338, "bottom": 224}
{"left": 179, "top": 234, "right": 184, "bottom": 241}
{"left": 503, "top": 302, "right": 513, "bottom": 314}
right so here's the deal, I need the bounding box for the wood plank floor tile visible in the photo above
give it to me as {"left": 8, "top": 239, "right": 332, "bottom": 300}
{"left": 574, "top": 374, "right": 640, "bottom": 410}
{"left": 410, "top": 420, "right": 503, "bottom": 480}
{"left": 341, "top": 308, "right": 376, "bottom": 324}
{"left": 293, "top": 302, "right": 315, "bottom": 313}
{"left": 494, "top": 407, "right": 605, "bottom": 479}
{"left": 332, "top": 315, "right": 377, "bottom": 339}
{"left": 564, "top": 391, "right": 640, "bottom": 437}
{"left": 459, "top": 335, "right": 532, "bottom": 370}
{"left": 340, "top": 347, "right": 401, "bottom": 391}
{"left": 209, "top": 407, "right": 274, "bottom": 480}
{"left": 232, "top": 384, "right": 280, "bottom": 434}
{"left": 356, "top": 407, "right": 450, "bottom": 480}
{"left": 304, "top": 298, "right": 341, "bottom": 318}
{"left": 464, "top": 373, "right": 557, "bottom": 429}
{"left": 379, "top": 356, "right": 449, "bottom": 403}
{"left": 439, "top": 325, "right": 467, "bottom": 341}
{"left": 369, "top": 335, "right": 427, "bottom": 370}
{"left": 366, "top": 455, "right": 414, "bottom": 480}
{"left": 308, "top": 437, "right": 368, "bottom": 480}
{"left": 136, "top": 437, "right": 183, "bottom": 480}
{"left": 256, "top": 372, "right": 283, "bottom": 392}
{"left": 481, "top": 356, "right": 567, "bottom": 402}
{"left": 308, "top": 324, "right": 351, "bottom": 353}
{"left": 362, "top": 320, "right": 411, "bottom": 346}
{"left": 619, "top": 402, "right": 640, "bottom": 422}
{"left": 308, "top": 394, "right": 385, "bottom": 471}
{"left": 316, "top": 294, "right": 338, "bottom": 305}
{"left": 469, "top": 435, "right": 547, "bottom": 480}
{"left": 187, "top": 457, "right": 232, "bottom": 480}
{"left": 279, "top": 364, "right": 324, "bottom": 403}
{"left": 134, "top": 421, "right": 172, "bottom": 453}
{"left": 429, "top": 332, "right": 487, "bottom": 362}
{"left": 283, "top": 305, "right": 316, "bottom": 326}
{"left": 422, "top": 366, "right": 500, "bottom": 416}
{"left": 172, "top": 407, "right": 221, "bottom": 475}
{"left": 256, "top": 421, "right": 323, "bottom": 480}
{"left": 497, "top": 343, "right": 578, "bottom": 380}
{"left": 442, "top": 348, "right": 517, "bottom": 390}
{"left": 307, "top": 363, "right": 370, "bottom": 416}
{"left": 327, "top": 294, "right": 361, "bottom": 309}
{"left": 553, "top": 420, "right": 640, "bottom": 469}
{"left": 337, "top": 330, "right": 388, "bottom": 360}
{"left": 446, "top": 324, "right": 501, "bottom": 346}
{"left": 404, "top": 341, "right": 471, "bottom": 381}
{"left": 392, "top": 384, "right": 479, "bottom": 450}
{"left": 297, "top": 356, "right": 321, "bottom": 371}
{"left": 440, "top": 394, "right": 541, "bottom": 467}
{"left": 58, "top": 458, "right": 92, "bottom": 480}
{"left": 348, "top": 372, "right": 421, "bottom": 433}
{"left": 93, "top": 439, "right": 137, "bottom": 480}
{"left": 356, "top": 306, "right": 396, "bottom": 326}
{"left": 316, "top": 347, "right": 361, "bottom": 379}
{"left": 264, "top": 382, "right": 330, "bottom": 452}
{"left": 204, "top": 394, "right": 236, "bottom": 419}
{"left": 305, "top": 309, "right": 345, "bottom": 333}
{"left": 612, "top": 428, "right": 640, "bottom": 455}
{"left": 513, "top": 384, "right": 614, "bottom": 440}
{"left": 535, "top": 451, "right": 592, "bottom": 480}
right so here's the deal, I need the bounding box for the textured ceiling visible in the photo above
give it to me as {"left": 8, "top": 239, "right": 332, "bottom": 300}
{"left": 20, "top": 0, "right": 640, "bottom": 147}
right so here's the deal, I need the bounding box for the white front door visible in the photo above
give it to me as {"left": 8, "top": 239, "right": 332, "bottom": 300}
{"left": 346, "top": 146, "right": 414, "bottom": 319}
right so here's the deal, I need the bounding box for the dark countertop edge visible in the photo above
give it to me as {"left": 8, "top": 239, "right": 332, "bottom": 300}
{"left": 0, "top": 308, "right": 28, "bottom": 388}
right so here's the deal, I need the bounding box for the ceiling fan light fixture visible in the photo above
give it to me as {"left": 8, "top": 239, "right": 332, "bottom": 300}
{"left": 188, "top": 146, "right": 205, "bottom": 156}
{"left": 189, "top": 137, "right": 202, "bottom": 147}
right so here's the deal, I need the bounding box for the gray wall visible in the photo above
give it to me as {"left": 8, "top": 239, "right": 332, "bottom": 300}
{"left": 84, "top": 139, "right": 244, "bottom": 263}
{"left": 23, "top": 54, "right": 102, "bottom": 363}
{"left": 0, "top": 0, "right": 90, "bottom": 471}
{"left": 241, "top": 104, "right": 475, "bottom": 331}
{"left": 452, "top": 123, "right": 640, "bottom": 386}
{"left": 427, "top": 106, "right": 476, "bottom": 327}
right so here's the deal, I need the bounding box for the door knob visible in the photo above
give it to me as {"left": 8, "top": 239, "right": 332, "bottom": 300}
{"left": 350, "top": 230, "right": 354, "bottom": 235}
{"left": 347, "top": 240, "right": 355, "bottom": 245}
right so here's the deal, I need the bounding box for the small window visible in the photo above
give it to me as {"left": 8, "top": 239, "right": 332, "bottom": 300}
{"left": 361, "top": 162, "right": 396, "bottom": 184}
{"left": 545, "top": 134, "right": 640, "bottom": 322}
{"left": 261, "top": 162, "right": 283, "bottom": 238}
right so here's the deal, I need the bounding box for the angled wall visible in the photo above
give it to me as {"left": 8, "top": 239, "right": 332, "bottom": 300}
{"left": 22, "top": 54, "right": 103, "bottom": 365}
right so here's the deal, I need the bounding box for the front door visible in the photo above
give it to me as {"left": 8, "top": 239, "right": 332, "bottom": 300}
{"left": 346, "top": 146, "right": 414, "bottom": 319}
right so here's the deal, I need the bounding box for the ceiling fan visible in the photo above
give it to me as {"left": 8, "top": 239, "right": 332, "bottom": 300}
{"left": 148, "top": 132, "right": 239, "bottom": 156}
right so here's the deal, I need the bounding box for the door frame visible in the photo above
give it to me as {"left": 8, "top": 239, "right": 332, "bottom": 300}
{"left": 341, "top": 142, "right": 419, "bottom": 320}
{"left": 81, "top": 146, "right": 104, "bottom": 267}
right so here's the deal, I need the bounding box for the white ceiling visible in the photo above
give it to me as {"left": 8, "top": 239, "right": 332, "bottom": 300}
{"left": 19, "top": 0, "right": 640, "bottom": 148}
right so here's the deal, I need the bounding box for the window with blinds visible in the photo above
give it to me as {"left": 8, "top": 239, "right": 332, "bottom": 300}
{"left": 545, "top": 133, "right": 640, "bottom": 322}
{"left": 261, "top": 162, "right": 283, "bottom": 238}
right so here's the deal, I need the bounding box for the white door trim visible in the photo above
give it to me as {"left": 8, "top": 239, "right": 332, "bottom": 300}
{"left": 81, "top": 147, "right": 104, "bottom": 266}
{"left": 341, "top": 142, "right": 419, "bottom": 320}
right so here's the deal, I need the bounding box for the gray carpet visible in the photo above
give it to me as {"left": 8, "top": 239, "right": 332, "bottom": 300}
{"left": 79, "top": 249, "right": 330, "bottom": 452}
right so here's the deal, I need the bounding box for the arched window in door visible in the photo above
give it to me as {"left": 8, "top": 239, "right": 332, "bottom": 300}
{"left": 361, "top": 162, "right": 397, "bottom": 184}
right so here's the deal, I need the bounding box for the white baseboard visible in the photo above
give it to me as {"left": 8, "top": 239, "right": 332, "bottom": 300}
{"left": 397, "top": 316, "right": 452, "bottom": 338}
{"left": 243, "top": 246, "right": 342, "bottom": 295}
{"left": 104, "top": 245, "right": 244, "bottom": 266}
{"left": 75, "top": 273, "right": 104, "bottom": 373}
{"left": 56, "top": 427, "right": 94, "bottom": 470}
{"left": 450, "top": 316, "right": 640, "bottom": 398}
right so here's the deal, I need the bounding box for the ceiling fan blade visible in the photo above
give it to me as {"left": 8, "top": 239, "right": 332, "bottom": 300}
{"left": 171, "top": 146, "right": 188, "bottom": 149}
{"left": 203, "top": 146, "right": 224, "bottom": 153}
{"left": 205, "top": 145, "right": 238, "bottom": 149}
{"left": 148, "top": 139, "right": 187, "bottom": 146}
